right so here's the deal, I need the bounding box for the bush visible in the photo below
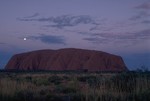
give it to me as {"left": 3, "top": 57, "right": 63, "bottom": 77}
{"left": 33, "top": 78, "right": 49, "bottom": 86}
{"left": 55, "top": 85, "right": 77, "bottom": 94}
{"left": 77, "top": 75, "right": 97, "bottom": 82}
{"left": 46, "top": 94, "right": 64, "bottom": 101}
{"left": 48, "top": 75, "right": 63, "bottom": 85}
{"left": 25, "top": 76, "right": 32, "bottom": 82}
{"left": 39, "top": 89, "right": 47, "bottom": 96}
{"left": 87, "top": 76, "right": 100, "bottom": 87}
{"left": 70, "top": 94, "right": 85, "bottom": 101}
{"left": 62, "top": 76, "right": 70, "bottom": 81}
{"left": 14, "top": 90, "right": 33, "bottom": 101}
{"left": 111, "top": 73, "right": 137, "bottom": 92}
{"left": 135, "top": 89, "right": 150, "bottom": 101}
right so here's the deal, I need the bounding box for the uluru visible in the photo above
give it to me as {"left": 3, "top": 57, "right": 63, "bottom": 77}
{"left": 5, "top": 48, "right": 128, "bottom": 71}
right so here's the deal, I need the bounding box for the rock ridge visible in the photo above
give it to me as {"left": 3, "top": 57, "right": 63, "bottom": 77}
{"left": 5, "top": 48, "right": 128, "bottom": 71}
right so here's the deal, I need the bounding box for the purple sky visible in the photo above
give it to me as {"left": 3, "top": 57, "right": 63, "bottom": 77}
{"left": 0, "top": 0, "right": 150, "bottom": 70}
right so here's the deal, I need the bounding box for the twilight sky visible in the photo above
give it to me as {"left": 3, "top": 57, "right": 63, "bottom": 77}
{"left": 0, "top": 0, "right": 150, "bottom": 70}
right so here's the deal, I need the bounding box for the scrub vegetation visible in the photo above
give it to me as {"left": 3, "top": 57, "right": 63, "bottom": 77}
{"left": 0, "top": 71, "right": 150, "bottom": 101}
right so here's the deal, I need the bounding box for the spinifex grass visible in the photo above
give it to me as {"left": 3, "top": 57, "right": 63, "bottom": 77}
{"left": 0, "top": 72, "right": 150, "bottom": 101}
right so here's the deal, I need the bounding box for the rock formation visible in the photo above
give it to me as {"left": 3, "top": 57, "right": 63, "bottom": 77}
{"left": 5, "top": 48, "right": 128, "bottom": 71}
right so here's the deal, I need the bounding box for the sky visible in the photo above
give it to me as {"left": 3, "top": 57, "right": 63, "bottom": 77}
{"left": 0, "top": 0, "right": 150, "bottom": 70}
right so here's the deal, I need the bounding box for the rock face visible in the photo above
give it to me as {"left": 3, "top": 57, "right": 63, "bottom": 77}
{"left": 5, "top": 48, "right": 128, "bottom": 71}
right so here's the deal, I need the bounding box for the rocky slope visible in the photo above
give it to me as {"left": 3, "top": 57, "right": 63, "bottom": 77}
{"left": 5, "top": 48, "right": 128, "bottom": 71}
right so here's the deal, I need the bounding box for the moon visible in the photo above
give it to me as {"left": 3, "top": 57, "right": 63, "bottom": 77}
{"left": 23, "top": 38, "right": 27, "bottom": 41}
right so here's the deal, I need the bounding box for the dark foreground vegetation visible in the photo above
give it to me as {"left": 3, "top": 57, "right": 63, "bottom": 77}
{"left": 0, "top": 71, "right": 150, "bottom": 101}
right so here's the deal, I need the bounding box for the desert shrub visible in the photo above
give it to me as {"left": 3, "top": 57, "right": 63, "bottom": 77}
{"left": 70, "top": 94, "right": 85, "bottom": 101}
{"left": 134, "top": 89, "right": 150, "bottom": 101}
{"left": 77, "top": 76, "right": 89, "bottom": 82}
{"left": 14, "top": 90, "right": 33, "bottom": 101}
{"left": 33, "top": 78, "right": 49, "bottom": 86}
{"left": 46, "top": 94, "right": 64, "bottom": 101}
{"left": 48, "top": 75, "right": 63, "bottom": 85}
{"left": 111, "top": 73, "right": 137, "bottom": 92}
{"left": 7, "top": 73, "right": 17, "bottom": 78}
{"left": 39, "top": 89, "right": 47, "bottom": 96}
{"left": 77, "top": 75, "right": 97, "bottom": 82}
{"left": 55, "top": 85, "right": 77, "bottom": 94}
{"left": 62, "top": 75, "right": 70, "bottom": 81}
{"left": 87, "top": 76, "right": 100, "bottom": 87}
{"left": 0, "top": 95, "right": 13, "bottom": 101}
{"left": 98, "top": 94, "right": 117, "bottom": 101}
{"left": 25, "top": 76, "right": 32, "bottom": 82}
{"left": 47, "top": 93, "right": 85, "bottom": 101}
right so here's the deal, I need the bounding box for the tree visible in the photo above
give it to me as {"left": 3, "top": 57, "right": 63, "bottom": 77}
{"left": 136, "top": 65, "right": 149, "bottom": 72}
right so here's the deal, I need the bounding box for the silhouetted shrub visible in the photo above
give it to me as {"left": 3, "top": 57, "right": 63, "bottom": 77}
{"left": 55, "top": 85, "right": 77, "bottom": 94}
{"left": 25, "top": 76, "right": 32, "bottom": 82}
{"left": 33, "top": 78, "right": 49, "bottom": 86}
{"left": 46, "top": 94, "right": 64, "bottom": 101}
{"left": 77, "top": 75, "right": 97, "bottom": 82}
{"left": 14, "top": 90, "right": 33, "bottom": 101}
{"left": 111, "top": 73, "right": 137, "bottom": 92}
{"left": 87, "top": 76, "right": 100, "bottom": 87}
{"left": 48, "top": 75, "right": 62, "bottom": 85}
{"left": 135, "top": 89, "right": 150, "bottom": 101}
{"left": 70, "top": 94, "right": 85, "bottom": 101}
{"left": 62, "top": 76, "right": 70, "bottom": 81}
{"left": 39, "top": 89, "right": 47, "bottom": 95}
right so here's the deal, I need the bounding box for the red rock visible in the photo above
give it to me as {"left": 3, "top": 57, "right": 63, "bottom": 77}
{"left": 5, "top": 48, "right": 128, "bottom": 71}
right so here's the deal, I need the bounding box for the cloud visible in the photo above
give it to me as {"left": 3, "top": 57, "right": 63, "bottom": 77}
{"left": 141, "top": 20, "right": 150, "bottom": 24}
{"left": 18, "top": 15, "right": 100, "bottom": 29}
{"left": 130, "top": 11, "right": 150, "bottom": 21}
{"left": 130, "top": 2, "right": 150, "bottom": 22}
{"left": 28, "top": 34, "right": 66, "bottom": 45}
{"left": 83, "top": 37, "right": 109, "bottom": 44}
{"left": 0, "top": 42, "right": 5, "bottom": 45}
{"left": 23, "top": 13, "right": 39, "bottom": 18}
{"left": 135, "top": 2, "right": 150, "bottom": 10}
{"left": 82, "top": 29, "right": 150, "bottom": 45}
{"left": 134, "top": 29, "right": 150, "bottom": 39}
